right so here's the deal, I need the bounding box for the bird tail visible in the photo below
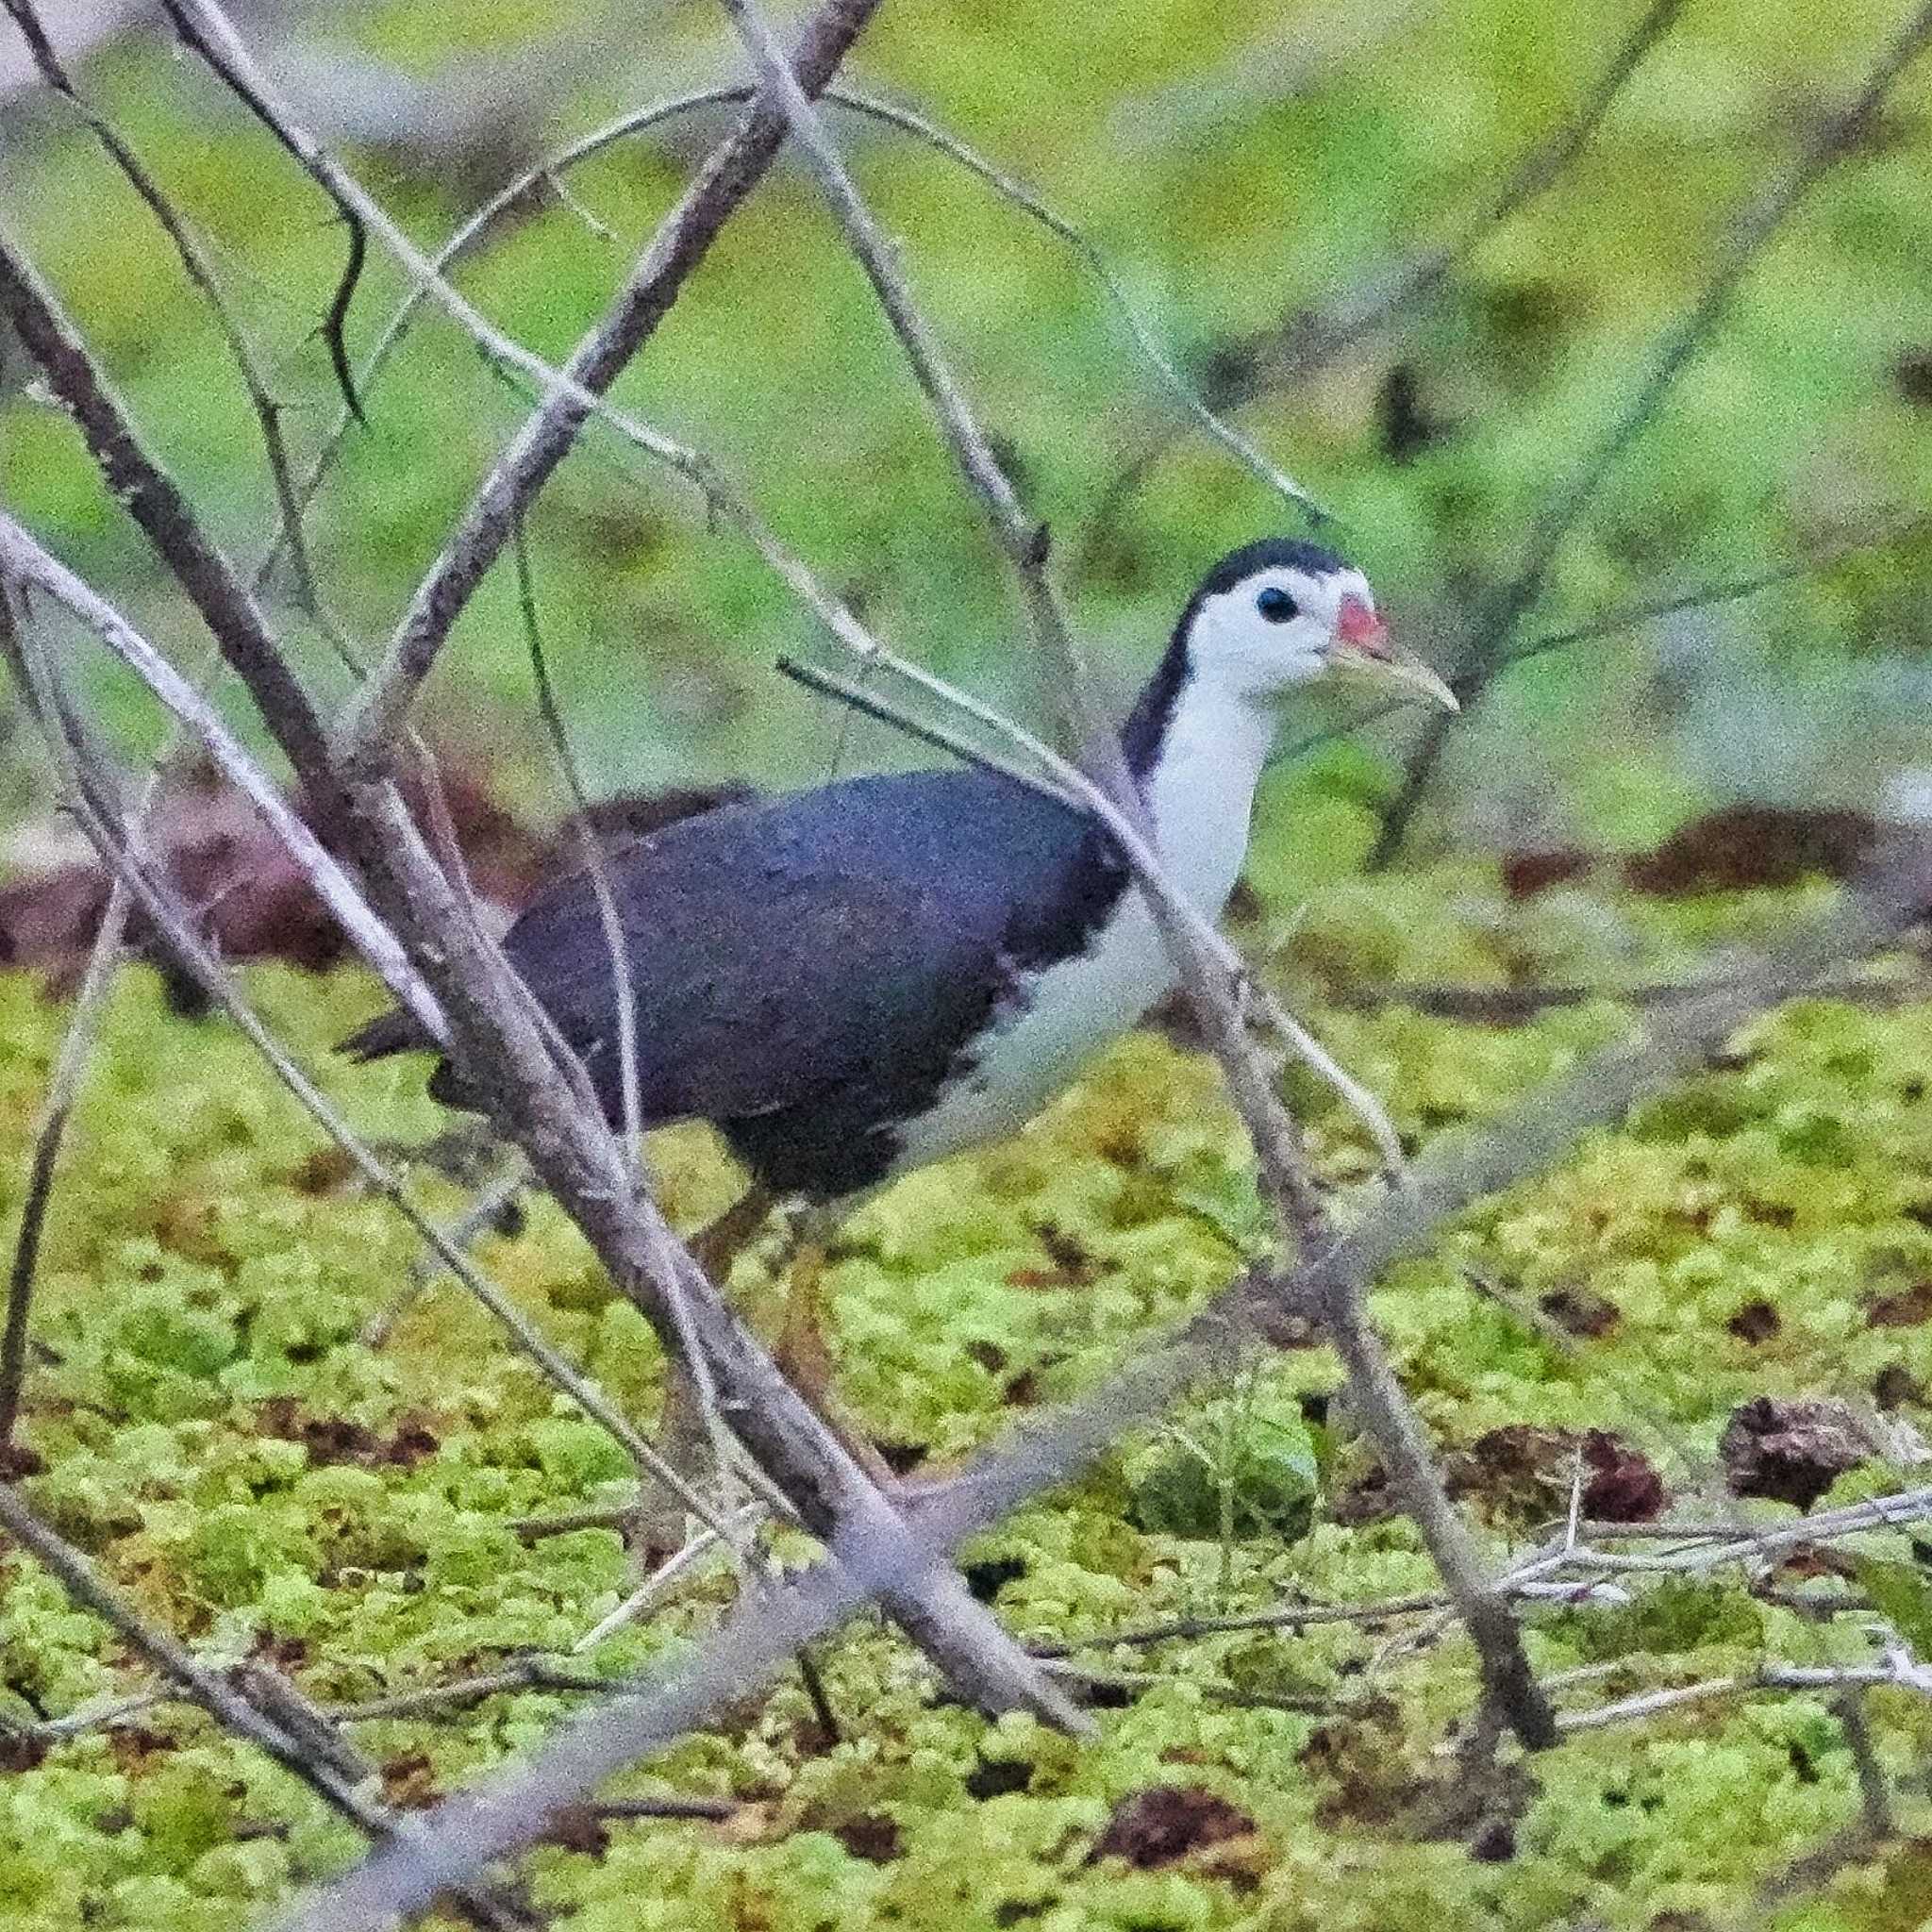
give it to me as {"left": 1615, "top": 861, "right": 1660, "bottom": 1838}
{"left": 338, "top": 1008, "right": 426, "bottom": 1062}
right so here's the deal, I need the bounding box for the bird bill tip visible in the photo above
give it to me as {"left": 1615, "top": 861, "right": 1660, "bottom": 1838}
{"left": 1402, "top": 657, "right": 1460, "bottom": 712}
{"left": 1325, "top": 625, "right": 1459, "bottom": 712}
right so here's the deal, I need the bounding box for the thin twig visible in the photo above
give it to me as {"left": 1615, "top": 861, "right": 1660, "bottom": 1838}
{"left": 1369, "top": 2, "right": 1932, "bottom": 864}
{"left": 1556, "top": 1659, "right": 1932, "bottom": 1736}
{"left": 1327, "top": 959, "right": 1931, "bottom": 1024}
{"left": 774, "top": 656, "right": 1087, "bottom": 808}
{"left": 1029, "top": 1590, "right": 1453, "bottom": 1657}
{"left": 1088, "top": 0, "right": 1688, "bottom": 541}
{"left": 157, "top": 0, "right": 368, "bottom": 423}
{"left": 259, "top": 79, "right": 1318, "bottom": 591}
{"left": 721, "top": 0, "right": 1547, "bottom": 1748}
{"left": 0, "top": 462, "right": 437, "bottom": 1046}
{"left": 318, "top": 0, "right": 886, "bottom": 772}
{"left": 250, "top": 83, "right": 752, "bottom": 594}
{"left": 0, "top": 874, "right": 128, "bottom": 1448}
{"left": 329, "top": 1663, "right": 627, "bottom": 1724}
{"left": 0, "top": 0, "right": 329, "bottom": 616}
{"left": 821, "top": 92, "right": 1325, "bottom": 522}
{"left": 0, "top": 586, "right": 238, "bottom": 1448}
{"left": 513, "top": 525, "right": 644, "bottom": 1155}
{"left": 1039, "top": 1657, "right": 1339, "bottom": 1715}
{"left": 360, "top": 1158, "right": 528, "bottom": 1347}
{"left": 510, "top": 534, "right": 743, "bottom": 1517}
{"left": 572, "top": 1513, "right": 755, "bottom": 1654}
{"left": 0, "top": 1482, "right": 529, "bottom": 1931}
{"left": 1270, "top": 508, "right": 1932, "bottom": 774}
{"left": 1835, "top": 1688, "right": 1897, "bottom": 1840}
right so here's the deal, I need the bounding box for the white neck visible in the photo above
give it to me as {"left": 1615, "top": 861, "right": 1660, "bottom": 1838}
{"left": 886, "top": 671, "right": 1277, "bottom": 1174}
{"left": 1135, "top": 675, "right": 1277, "bottom": 920}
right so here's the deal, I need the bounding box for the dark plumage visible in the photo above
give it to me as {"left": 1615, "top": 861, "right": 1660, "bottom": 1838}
{"left": 342, "top": 539, "right": 1450, "bottom": 1205}
{"left": 348, "top": 767, "right": 1126, "bottom": 1195}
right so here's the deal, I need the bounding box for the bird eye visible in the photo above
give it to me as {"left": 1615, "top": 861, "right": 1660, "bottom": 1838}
{"left": 1255, "top": 587, "right": 1297, "bottom": 623}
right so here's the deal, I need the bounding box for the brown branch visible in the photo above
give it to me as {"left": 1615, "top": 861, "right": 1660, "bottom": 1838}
{"left": 251, "top": 83, "right": 749, "bottom": 595}
{"left": 1328, "top": 956, "right": 1929, "bottom": 1024}
{"left": 258, "top": 75, "right": 1316, "bottom": 601}
{"left": 0, "top": 582, "right": 741, "bottom": 1541}
{"left": 774, "top": 654, "right": 1088, "bottom": 808}
{"left": 144, "top": 6, "right": 904, "bottom": 726}
{"left": 0, "top": 873, "right": 126, "bottom": 1450}
{"left": 510, "top": 525, "right": 746, "bottom": 1527}
{"left": 0, "top": 574, "right": 239, "bottom": 1454}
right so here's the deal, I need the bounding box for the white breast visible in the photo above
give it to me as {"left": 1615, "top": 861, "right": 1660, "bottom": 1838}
{"left": 887, "top": 680, "right": 1274, "bottom": 1175}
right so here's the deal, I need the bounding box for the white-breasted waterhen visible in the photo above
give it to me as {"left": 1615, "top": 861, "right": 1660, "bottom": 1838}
{"left": 343, "top": 540, "right": 1456, "bottom": 1474}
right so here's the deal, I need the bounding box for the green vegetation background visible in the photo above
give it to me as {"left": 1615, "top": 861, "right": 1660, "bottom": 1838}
{"left": 3, "top": 1, "right": 1932, "bottom": 1927}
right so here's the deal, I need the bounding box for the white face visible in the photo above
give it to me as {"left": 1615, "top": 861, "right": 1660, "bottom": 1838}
{"left": 1184, "top": 561, "right": 1380, "bottom": 705}
{"left": 1182, "top": 552, "right": 1453, "bottom": 718}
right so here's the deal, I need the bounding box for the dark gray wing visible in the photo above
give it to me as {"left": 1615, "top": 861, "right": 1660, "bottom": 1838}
{"left": 347, "top": 769, "right": 1114, "bottom": 1184}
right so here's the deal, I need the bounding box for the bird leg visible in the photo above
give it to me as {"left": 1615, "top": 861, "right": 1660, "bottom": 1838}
{"left": 637, "top": 1184, "right": 775, "bottom": 1551}
{"left": 772, "top": 1201, "right": 906, "bottom": 1493}
{"left": 647, "top": 1189, "right": 900, "bottom": 1548}
{"left": 690, "top": 1181, "right": 780, "bottom": 1283}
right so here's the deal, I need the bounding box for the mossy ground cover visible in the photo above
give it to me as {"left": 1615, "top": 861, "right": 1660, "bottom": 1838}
{"left": 3, "top": 868, "right": 1931, "bottom": 1931}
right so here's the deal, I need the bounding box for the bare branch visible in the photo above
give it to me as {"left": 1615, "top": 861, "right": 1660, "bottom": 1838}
{"left": 0, "top": 1482, "right": 530, "bottom": 1931}
{"left": 774, "top": 654, "right": 1089, "bottom": 809}
{"left": 253, "top": 82, "right": 751, "bottom": 593}
{"left": 0, "top": 582, "right": 128, "bottom": 1452}
{"left": 157, "top": 0, "right": 369, "bottom": 422}
{"left": 0, "top": 867, "right": 128, "bottom": 1450}
{"left": 511, "top": 525, "right": 746, "bottom": 1534}
{"left": 1088, "top": 0, "right": 1688, "bottom": 542}
{"left": 821, "top": 91, "right": 1325, "bottom": 522}
{"left": 1272, "top": 508, "right": 1932, "bottom": 773}
{"left": 325, "top": 0, "right": 884, "bottom": 771}
{"left": 1556, "top": 1658, "right": 1932, "bottom": 1736}
{"left": 1835, "top": 1689, "right": 1897, "bottom": 1840}
{"left": 0, "top": 0, "right": 329, "bottom": 615}
{"left": 261, "top": 75, "right": 1315, "bottom": 598}
{"left": 8, "top": 243, "right": 1073, "bottom": 1723}
{"left": 0, "top": 508, "right": 441, "bottom": 1039}
{"left": 1244, "top": 0, "right": 1687, "bottom": 408}
{"left": 0, "top": 223, "right": 334, "bottom": 774}
{"left": 129, "top": 6, "right": 918, "bottom": 771}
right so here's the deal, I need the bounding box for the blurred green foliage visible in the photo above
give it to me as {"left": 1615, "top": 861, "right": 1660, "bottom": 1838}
{"left": 1, "top": 0, "right": 1929, "bottom": 845}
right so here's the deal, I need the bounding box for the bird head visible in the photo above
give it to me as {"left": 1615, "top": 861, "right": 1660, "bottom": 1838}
{"left": 1181, "top": 538, "right": 1457, "bottom": 713}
